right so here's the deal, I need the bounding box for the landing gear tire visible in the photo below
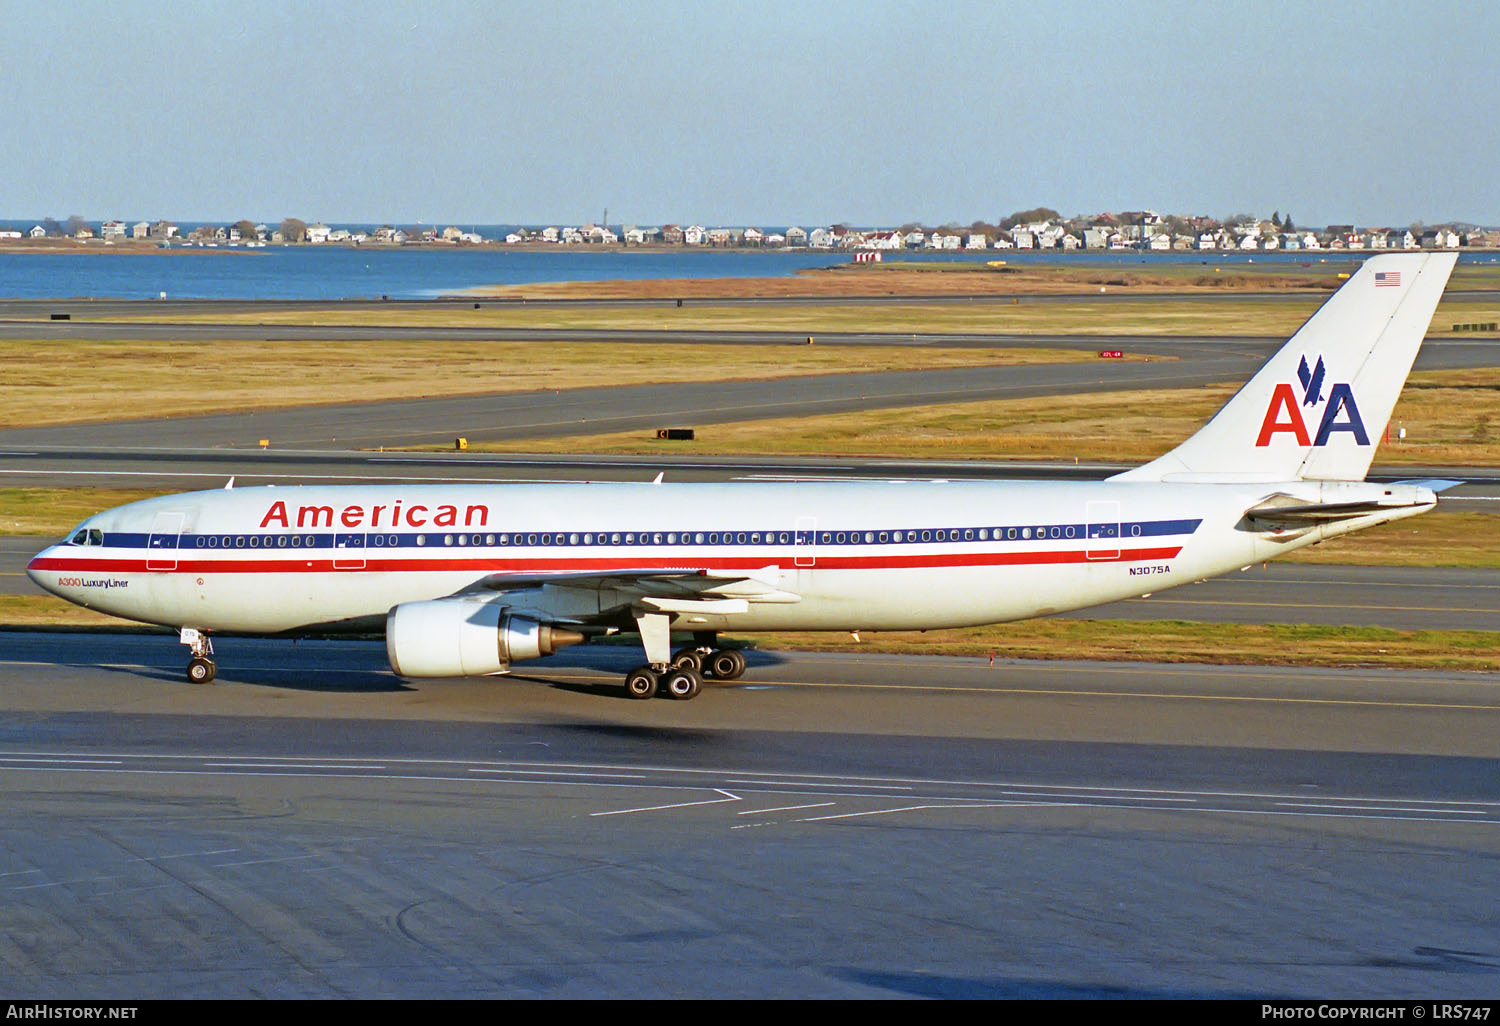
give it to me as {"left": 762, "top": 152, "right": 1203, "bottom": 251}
{"left": 186, "top": 657, "right": 216, "bottom": 684}
{"left": 706, "top": 649, "right": 746, "bottom": 681}
{"left": 662, "top": 668, "right": 703, "bottom": 700}
{"left": 624, "top": 666, "right": 659, "bottom": 700}
{"left": 670, "top": 648, "right": 703, "bottom": 673}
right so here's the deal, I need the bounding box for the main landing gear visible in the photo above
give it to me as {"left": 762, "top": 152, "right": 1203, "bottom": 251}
{"left": 180, "top": 627, "right": 216, "bottom": 684}
{"left": 620, "top": 620, "right": 747, "bottom": 701}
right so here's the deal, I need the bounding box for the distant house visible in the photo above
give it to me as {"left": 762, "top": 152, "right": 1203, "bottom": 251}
{"left": 28, "top": 225, "right": 46, "bottom": 238}
{"left": 683, "top": 225, "right": 706, "bottom": 245}
{"left": 152, "top": 220, "right": 179, "bottom": 239}
{"left": 903, "top": 230, "right": 925, "bottom": 248}
{"left": 784, "top": 226, "right": 808, "bottom": 247}
{"left": 807, "top": 227, "right": 835, "bottom": 248}
{"left": 742, "top": 227, "right": 764, "bottom": 246}
{"left": 0, "top": 230, "right": 20, "bottom": 240}
{"left": 100, "top": 220, "right": 127, "bottom": 240}
{"left": 132, "top": 221, "right": 151, "bottom": 239}
{"left": 964, "top": 232, "right": 987, "bottom": 250}
{"left": 306, "top": 223, "right": 331, "bottom": 244}
{"left": 1010, "top": 228, "right": 1034, "bottom": 249}
{"left": 660, "top": 224, "right": 684, "bottom": 244}
{"left": 705, "top": 227, "right": 732, "bottom": 247}
{"left": 540, "top": 226, "right": 560, "bottom": 243}
{"left": 440, "top": 226, "right": 464, "bottom": 242}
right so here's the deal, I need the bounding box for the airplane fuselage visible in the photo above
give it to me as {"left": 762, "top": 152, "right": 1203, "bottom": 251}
{"left": 27, "top": 478, "right": 1426, "bottom": 636}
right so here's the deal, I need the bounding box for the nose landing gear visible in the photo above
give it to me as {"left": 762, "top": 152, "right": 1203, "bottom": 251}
{"left": 180, "top": 627, "right": 216, "bottom": 684}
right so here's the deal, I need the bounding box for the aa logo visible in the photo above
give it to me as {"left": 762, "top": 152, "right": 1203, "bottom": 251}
{"left": 1255, "top": 353, "right": 1369, "bottom": 447}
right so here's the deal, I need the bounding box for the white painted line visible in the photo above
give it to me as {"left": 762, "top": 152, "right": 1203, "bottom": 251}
{"left": 737, "top": 802, "right": 836, "bottom": 816}
{"left": 1273, "top": 801, "right": 1485, "bottom": 815}
{"left": 590, "top": 788, "right": 741, "bottom": 817}
{"left": 725, "top": 778, "right": 912, "bottom": 790}
{"left": 141, "top": 848, "right": 240, "bottom": 861}
{"left": 797, "top": 802, "right": 1045, "bottom": 822}
{"left": 0, "top": 757, "right": 123, "bottom": 766}
{"left": 467, "top": 767, "right": 648, "bottom": 779}
{"left": 205, "top": 762, "right": 386, "bottom": 770}
{"left": 999, "top": 790, "right": 1197, "bottom": 804}
{"left": 215, "top": 854, "right": 320, "bottom": 868}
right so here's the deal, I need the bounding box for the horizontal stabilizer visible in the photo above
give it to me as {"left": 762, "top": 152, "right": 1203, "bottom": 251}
{"left": 1243, "top": 486, "right": 1437, "bottom": 529}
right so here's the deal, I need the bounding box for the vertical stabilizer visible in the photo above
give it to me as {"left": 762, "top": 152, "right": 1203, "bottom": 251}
{"left": 1113, "top": 252, "right": 1457, "bottom": 482}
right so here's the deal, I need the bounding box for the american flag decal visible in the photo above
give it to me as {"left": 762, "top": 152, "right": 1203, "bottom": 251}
{"left": 1374, "top": 271, "right": 1401, "bottom": 287}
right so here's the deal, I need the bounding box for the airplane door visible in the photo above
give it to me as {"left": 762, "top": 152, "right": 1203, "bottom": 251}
{"left": 794, "top": 516, "right": 817, "bottom": 568}
{"left": 794, "top": 516, "right": 817, "bottom": 593}
{"left": 146, "top": 512, "right": 184, "bottom": 571}
{"left": 1085, "top": 501, "right": 1120, "bottom": 560}
{"left": 334, "top": 532, "right": 366, "bottom": 570}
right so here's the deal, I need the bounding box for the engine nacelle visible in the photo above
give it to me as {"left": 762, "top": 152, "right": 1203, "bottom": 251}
{"left": 386, "top": 598, "right": 584, "bottom": 678}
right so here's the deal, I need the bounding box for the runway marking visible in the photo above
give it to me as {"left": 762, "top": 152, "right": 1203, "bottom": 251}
{"left": 1273, "top": 801, "right": 1486, "bottom": 815}
{"left": 205, "top": 761, "right": 386, "bottom": 770}
{"left": 724, "top": 778, "right": 912, "bottom": 790}
{"left": 0, "top": 756, "right": 123, "bottom": 765}
{"left": 468, "top": 767, "right": 648, "bottom": 780}
{"left": 214, "top": 854, "right": 320, "bottom": 868}
{"left": 737, "top": 802, "right": 836, "bottom": 816}
{"left": 999, "top": 789, "right": 1196, "bottom": 803}
{"left": 796, "top": 802, "right": 1049, "bottom": 823}
{"left": 590, "top": 789, "right": 741, "bottom": 817}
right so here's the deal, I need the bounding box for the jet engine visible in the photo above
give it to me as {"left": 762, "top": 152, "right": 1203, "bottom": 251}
{"left": 386, "top": 598, "right": 584, "bottom": 677}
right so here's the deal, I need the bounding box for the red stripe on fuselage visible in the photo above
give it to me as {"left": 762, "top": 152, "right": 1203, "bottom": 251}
{"left": 29, "top": 546, "right": 1184, "bottom": 575}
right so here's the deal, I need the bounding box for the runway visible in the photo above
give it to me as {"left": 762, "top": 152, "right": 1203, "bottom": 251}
{"left": 2, "top": 336, "right": 1498, "bottom": 452}
{"left": 1, "top": 634, "right": 1497, "bottom": 997}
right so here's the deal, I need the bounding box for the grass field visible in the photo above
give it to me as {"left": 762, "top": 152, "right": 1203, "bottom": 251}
{"left": 448, "top": 367, "right": 1500, "bottom": 468}
{"left": 84, "top": 295, "right": 1500, "bottom": 338}
{"left": 0, "top": 340, "right": 1080, "bottom": 428}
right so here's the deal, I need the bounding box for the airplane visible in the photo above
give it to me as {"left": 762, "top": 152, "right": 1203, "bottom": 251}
{"left": 28, "top": 252, "right": 1459, "bottom": 699}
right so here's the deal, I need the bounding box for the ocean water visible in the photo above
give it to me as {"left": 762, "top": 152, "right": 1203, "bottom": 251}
{"left": 0, "top": 237, "right": 1489, "bottom": 301}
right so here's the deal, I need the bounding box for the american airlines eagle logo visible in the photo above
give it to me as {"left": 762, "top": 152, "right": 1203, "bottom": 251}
{"left": 1255, "top": 352, "right": 1369, "bottom": 447}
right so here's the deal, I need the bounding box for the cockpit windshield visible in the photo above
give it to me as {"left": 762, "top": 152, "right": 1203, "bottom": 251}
{"left": 67, "top": 528, "right": 104, "bottom": 546}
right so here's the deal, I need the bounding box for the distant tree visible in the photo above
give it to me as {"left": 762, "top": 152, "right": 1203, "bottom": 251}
{"left": 1271, "top": 211, "right": 1282, "bottom": 228}
{"left": 1001, "top": 207, "right": 1061, "bottom": 230}
{"left": 64, "top": 214, "right": 90, "bottom": 236}
{"left": 40, "top": 217, "right": 62, "bottom": 237}
{"left": 233, "top": 219, "right": 258, "bottom": 240}
{"left": 279, "top": 218, "right": 307, "bottom": 243}
{"left": 1283, "top": 213, "right": 1295, "bottom": 232}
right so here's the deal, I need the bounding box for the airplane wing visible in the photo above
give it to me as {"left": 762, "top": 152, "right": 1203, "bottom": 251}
{"left": 453, "top": 566, "right": 802, "bottom": 619}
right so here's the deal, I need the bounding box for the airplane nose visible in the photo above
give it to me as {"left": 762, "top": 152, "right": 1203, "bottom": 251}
{"left": 25, "top": 549, "right": 56, "bottom": 592}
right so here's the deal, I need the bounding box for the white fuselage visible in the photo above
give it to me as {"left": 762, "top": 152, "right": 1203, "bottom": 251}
{"left": 26, "top": 478, "right": 1411, "bottom": 636}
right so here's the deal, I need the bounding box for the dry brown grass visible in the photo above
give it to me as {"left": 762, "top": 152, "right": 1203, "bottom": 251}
{"left": 455, "top": 368, "right": 1500, "bottom": 469}
{"left": 0, "top": 340, "right": 1084, "bottom": 428}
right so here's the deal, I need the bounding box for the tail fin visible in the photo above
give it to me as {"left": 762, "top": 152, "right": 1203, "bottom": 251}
{"left": 1114, "top": 252, "right": 1458, "bottom": 483}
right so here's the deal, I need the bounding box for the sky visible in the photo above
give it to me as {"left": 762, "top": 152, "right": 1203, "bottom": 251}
{"left": 3, "top": 0, "right": 1497, "bottom": 228}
